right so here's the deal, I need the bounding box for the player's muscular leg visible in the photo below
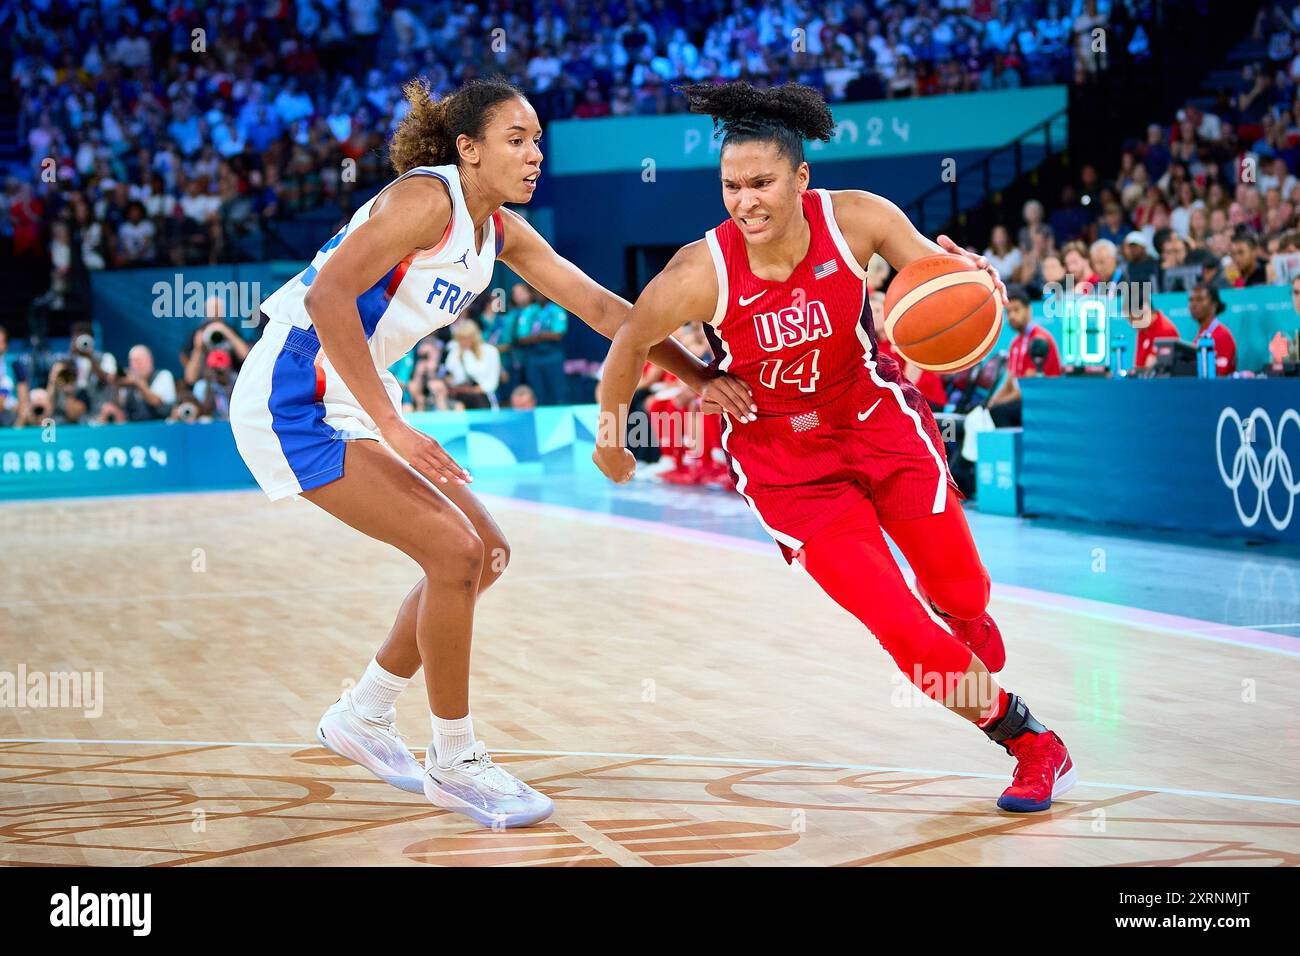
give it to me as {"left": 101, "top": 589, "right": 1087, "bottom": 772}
{"left": 882, "top": 487, "right": 991, "bottom": 621}
{"left": 301, "top": 440, "right": 484, "bottom": 718}
{"left": 371, "top": 481, "right": 512, "bottom": 678}
{"left": 798, "top": 497, "right": 1000, "bottom": 721}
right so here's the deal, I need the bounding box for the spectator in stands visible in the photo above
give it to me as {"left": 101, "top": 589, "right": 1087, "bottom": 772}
{"left": 406, "top": 337, "right": 447, "bottom": 412}
{"left": 1018, "top": 199, "right": 1055, "bottom": 252}
{"left": 984, "top": 225, "right": 1022, "bottom": 283}
{"left": 1229, "top": 228, "right": 1270, "bottom": 285}
{"left": 1189, "top": 284, "right": 1238, "bottom": 375}
{"left": 115, "top": 202, "right": 156, "bottom": 267}
{"left": 1063, "top": 242, "right": 1096, "bottom": 293}
{"left": 510, "top": 384, "right": 538, "bottom": 411}
{"left": 1123, "top": 232, "right": 1159, "bottom": 288}
{"left": 515, "top": 290, "right": 569, "bottom": 406}
{"left": 1188, "top": 247, "right": 1231, "bottom": 290}
{"left": 422, "top": 377, "right": 466, "bottom": 413}
{"left": 0, "top": 326, "right": 32, "bottom": 428}
{"left": 987, "top": 288, "right": 1062, "bottom": 427}
{"left": 1159, "top": 233, "right": 1197, "bottom": 290}
{"left": 1032, "top": 252, "right": 1067, "bottom": 301}
{"left": 1096, "top": 203, "right": 1130, "bottom": 247}
{"left": 443, "top": 320, "right": 503, "bottom": 410}
{"left": 1128, "top": 296, "right": 1181, "bottom": 371}
{"left": 1090, "top": 238, "right": 1124, "bottom": 286}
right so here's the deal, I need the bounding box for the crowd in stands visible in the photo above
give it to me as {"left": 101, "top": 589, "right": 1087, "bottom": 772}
{"left": 4, "top": 0, "right": 1137, "bottom": 291}
{"left": 985, "top": 0, "right": 1300, "bottom": 301}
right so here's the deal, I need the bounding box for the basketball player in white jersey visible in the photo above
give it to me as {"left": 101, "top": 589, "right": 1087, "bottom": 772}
{"left": 229, "top": 77, "right": 755, "bottom": 828}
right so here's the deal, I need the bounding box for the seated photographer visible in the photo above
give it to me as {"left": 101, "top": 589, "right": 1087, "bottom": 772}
{"left": 29, "top": 378, "right": 86, "bottom": 425}
{"left": 192, "top": 348, "right": 238, "bottom": 420}
{"left": 96, "top": 345, "right": 176, "bottom": 423}
{"left": 167, "top": 383, "right": 208, "bottom": 424}
{"left": 181, "top": 299, "right": 250, "bottom": 387}
{"left": 988, "top": 289, "right": 1062, "bottom": 428}
{"left": 63, "top": 322, "right": 118, "bottom": 417}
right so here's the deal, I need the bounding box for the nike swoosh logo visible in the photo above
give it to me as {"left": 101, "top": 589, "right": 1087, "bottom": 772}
{"left": 738, "top": 291, "right": 767, "bottom": 306}
{"left": 857, "top": 398, "right": 883, "bottom": 421}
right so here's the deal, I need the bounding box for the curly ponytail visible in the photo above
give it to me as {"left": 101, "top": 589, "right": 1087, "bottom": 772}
{"left": 389, "top": 75, "right": 526, "bottom": 175}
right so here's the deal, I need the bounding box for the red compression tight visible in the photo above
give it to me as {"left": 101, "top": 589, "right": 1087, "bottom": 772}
{"left": 796, "top": 487, "right": 991, "bottom": 704}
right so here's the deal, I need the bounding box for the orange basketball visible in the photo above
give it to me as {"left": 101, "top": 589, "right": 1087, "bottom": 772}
{"left": 883, "top": 254, "right": 1003, "bottom": 373}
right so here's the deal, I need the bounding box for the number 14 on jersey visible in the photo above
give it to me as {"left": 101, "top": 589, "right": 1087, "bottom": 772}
{"left": 758, "top": 348, "right": 822, "bottom": 392}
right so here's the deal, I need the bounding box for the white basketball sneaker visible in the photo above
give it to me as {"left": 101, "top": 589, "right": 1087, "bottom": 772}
{"left": 424, "top": 740, "right": 554, "bottom": 828}
{"left": 315, "top": 690, "right": 425, "bottom": 794}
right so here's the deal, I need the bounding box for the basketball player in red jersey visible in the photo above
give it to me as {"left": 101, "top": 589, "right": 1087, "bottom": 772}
{"left": 594, "top": 82, "right": 1075, "bottom": 812}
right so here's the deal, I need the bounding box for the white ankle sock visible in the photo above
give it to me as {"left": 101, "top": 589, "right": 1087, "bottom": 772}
{"left": 431, "top": 712, "right": 475, "bottom": 766}
{"left": 350, "top": 658, "right": 411, "bottom": 719}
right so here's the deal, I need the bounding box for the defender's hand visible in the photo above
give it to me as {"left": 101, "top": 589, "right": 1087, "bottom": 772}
{"left": 593, "top": 444, "right": 636, "bottom": 483}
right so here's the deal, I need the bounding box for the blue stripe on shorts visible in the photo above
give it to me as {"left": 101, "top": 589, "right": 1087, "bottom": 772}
{"left": 268, "top": 326, "right": 347, "bottom": 492}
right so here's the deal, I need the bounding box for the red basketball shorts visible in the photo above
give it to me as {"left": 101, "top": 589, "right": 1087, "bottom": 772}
{"left": 724, "top": 377, "right": 960, "bottom": 558}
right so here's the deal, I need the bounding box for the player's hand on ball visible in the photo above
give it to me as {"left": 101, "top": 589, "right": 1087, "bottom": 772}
{"left": 695, "top": 371, "right": 758, "bottom": 422}
{"left": 383, "top": 421, "right": 471, "bottom": 485}
{"left": 593, "top": 445, "right": 637, "bottom": 483}
{"left": 936, "top": 234, "right": 1008, "bottom": 306}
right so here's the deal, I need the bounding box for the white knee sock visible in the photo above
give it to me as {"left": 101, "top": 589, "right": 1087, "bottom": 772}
{"left": 351, "top": 658, "right": 411, "bottom": 719}
{"left": 431, "top": 712, "right": 475, "bottom": 766}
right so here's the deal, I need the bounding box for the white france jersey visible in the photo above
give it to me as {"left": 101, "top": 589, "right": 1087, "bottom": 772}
{"left": 230, "top": 164, "right": 502, "bottom": 501}
{"left": 258, "top": 163, "right": 499, "bottom": 368}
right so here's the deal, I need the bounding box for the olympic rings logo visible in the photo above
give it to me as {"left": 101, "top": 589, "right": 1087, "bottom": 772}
{"left": 1215, "top": 407, "right": 1300, "bottom": 531}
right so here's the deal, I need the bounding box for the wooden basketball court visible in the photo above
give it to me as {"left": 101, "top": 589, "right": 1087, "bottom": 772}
{"left": 2, "top": 489, "right": 1297, "bottom": 866}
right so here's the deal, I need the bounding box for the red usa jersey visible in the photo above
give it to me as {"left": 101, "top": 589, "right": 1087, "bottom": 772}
{"left": 703, "top": 189, "right": 892, "bottom": 416}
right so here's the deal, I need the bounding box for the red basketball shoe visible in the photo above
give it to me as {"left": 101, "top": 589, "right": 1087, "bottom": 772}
{"left": 997, "top": 730, "right": 1076, "bottom": 812}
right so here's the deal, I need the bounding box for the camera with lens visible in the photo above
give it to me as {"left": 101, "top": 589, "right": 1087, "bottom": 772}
{"left": 203, "top": 325, "right": 228, "bottom": 350}
{"left": 176, "top": 401, "right": 200, "bottom": 422}
{"left": 74, "top": 333, "right": 95, "bottom": 353}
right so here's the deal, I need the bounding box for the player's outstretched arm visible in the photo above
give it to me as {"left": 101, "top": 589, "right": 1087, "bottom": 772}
{"left": 496, "top": 207, "right": 754, "bottom": 419}
{"left": 830, "top": 190, "right": 1008, "bottom": 305}
{"left": 592, "top": 241, "right": 748, "bottom": 483}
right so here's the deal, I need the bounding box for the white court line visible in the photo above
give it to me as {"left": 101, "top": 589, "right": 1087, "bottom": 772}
{"left": 1, "top": 737, "right": 1296, "bottom": 808}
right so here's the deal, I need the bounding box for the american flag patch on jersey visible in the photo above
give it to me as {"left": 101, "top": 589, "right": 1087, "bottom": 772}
{"left": 790, "top": 410, "right": 821, "bottom": 433}
{"left": 813, "top": 259, "right": 838, "bottom": 279}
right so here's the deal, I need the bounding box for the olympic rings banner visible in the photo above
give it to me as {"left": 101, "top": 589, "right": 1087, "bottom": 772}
{"left": 1021, "top": 378, "right": 1300, "bottom": 544}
